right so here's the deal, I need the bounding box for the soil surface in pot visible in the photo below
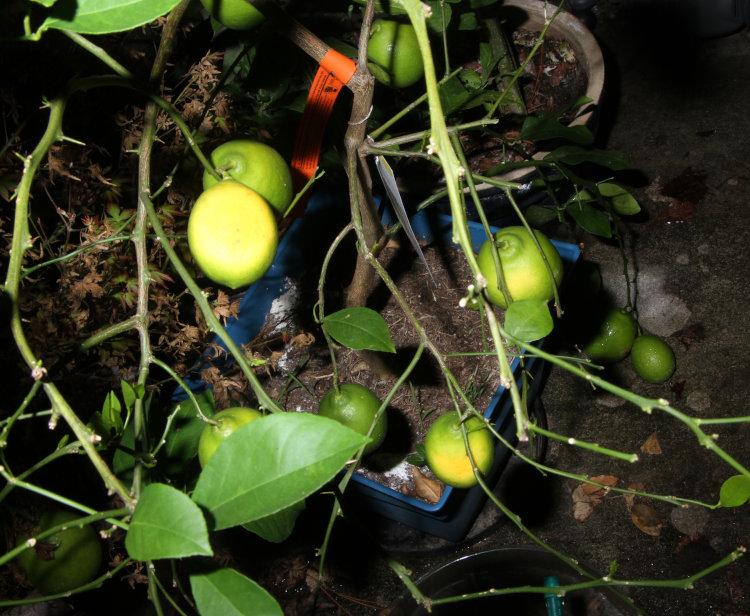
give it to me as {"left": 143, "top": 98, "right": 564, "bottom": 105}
{"left": 210, "top": 238, "right": 512, "bottom": 504}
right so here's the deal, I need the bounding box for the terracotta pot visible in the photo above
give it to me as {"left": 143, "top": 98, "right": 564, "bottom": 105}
{"left": 492, "top": 0, "right": 606, "bottom": 187}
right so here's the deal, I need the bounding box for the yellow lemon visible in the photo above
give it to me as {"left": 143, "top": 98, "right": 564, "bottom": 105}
{"left": 424, "top": 411, "right": 494, "bottom": 488}
{"left": 187, "top": 180, "right": 278, "bottom": 289}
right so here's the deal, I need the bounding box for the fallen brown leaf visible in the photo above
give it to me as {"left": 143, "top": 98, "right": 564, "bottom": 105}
{"left": 571, "top": 475, "right": 619, "bottom": 521}
{"left": 573, "top": 500, "right": 596, "bottom": 522}
{"left": 631, "top": 502, "right": 663, "bottom": 536}
{"left": 640, "top": 431, "right": 662, "bottom": 455}
{"left": 412, "top": 467, "right": 442, "bottom": 504}
{"left": 624, "top": 481, "right": 646, "bottom": 511}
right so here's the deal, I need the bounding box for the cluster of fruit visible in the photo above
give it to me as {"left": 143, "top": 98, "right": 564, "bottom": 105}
{"left": 568, "top": 263, "right": 676, "bottom": 383}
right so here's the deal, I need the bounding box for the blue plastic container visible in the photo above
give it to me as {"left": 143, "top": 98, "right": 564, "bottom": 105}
{"left": 345, "top": 204, "right": 580, "bottom": 541}
{"left": 176, "top": 191, "right": 580, "bottom": 541}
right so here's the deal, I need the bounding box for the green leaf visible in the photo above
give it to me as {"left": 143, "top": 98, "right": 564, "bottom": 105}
{"left": 719, "top": 475, "right": 750, "bottom": 507}
{"left": 505, "top": 299, "right": 554, "bottom": 342}
{"left": 42, "top": 0, "right": 181, "bottom": 35}
{"left": 121, "top": 380, "right": 137, "bottom": 412}
{"left": 242, "top": 500, "right": 305, "bottom": 543}
{"left": 113, "top": 420, "right": 135, "bottom": 480}
{"left": 544, "top": 146, "right": 631, "bottom": 170}
{"left": 125, "top": 483, "right": 212, "bottom": 560}
{"left": 190, "top": 566, "right": 283, "bottom": 616}
{"left": 322, "top": 307, "right": 396, "bottom": 353}
{"left": 192, "top": 413, "right": 367, "bottom": 530}
{"left": 524, "top": 204, "right": 558, "bottom": 227}
{"left": 598, "top": 183, "right": 641, "bottom": 215}
{"left": 567, "top": 201, "right": 612, "bottom": 238}
{"left": 31, "top": 0, "right": 59, "bottom": 7}
{"left": 519, "top": 112, "right": 594, "bottom": 146}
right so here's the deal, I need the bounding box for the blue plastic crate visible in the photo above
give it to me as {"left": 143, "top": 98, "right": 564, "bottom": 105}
{"left": 347, "top": 205, "right": 580, "bottom": 541}
{"left": 175, "top": 191, "right": 580, "bottom": 541}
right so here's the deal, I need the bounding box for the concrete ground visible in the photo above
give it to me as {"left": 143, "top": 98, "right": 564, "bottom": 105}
{"left": 310, "top": 2, "right": 750, "bottom": 615}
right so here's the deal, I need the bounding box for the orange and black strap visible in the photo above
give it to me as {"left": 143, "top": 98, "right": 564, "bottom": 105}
{"left": 288, "top": 49, "right": 357, "bottom": 218}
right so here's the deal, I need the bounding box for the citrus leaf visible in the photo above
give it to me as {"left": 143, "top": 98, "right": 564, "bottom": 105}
{"left": 192, "top": 413, "right": 367, "bottom": 530}
{"left": 567, "top": 201, "right": 612, "bottom": 238}
{"left": 125, "top": 483, "right": 212, "bottom": 560}
{"left": 505, "top": 299, "right": 553, "bottom": 342}
{"left": 322, "top": 307, "right": 396, "bottom": 353}
{"left": 544, "top": 146, "right": 630, "bottom": 170}
{"left": 242, "top": 500, "right": 305, "bottom": 543}
{"left": 190, "top": 566, "right": 282, "bottom": 616}
{"left": 719, "top": 475, "right": 750, "bottom": 507}
{"left": 42, "top": 0, "right": 181, "bottom": 35}
{"left": 524, "top": 204, "right": 558, "bottom": 227}
{"left": 519, "top": 112, "right": 594, "bottom": 146}
{"left": 598, "top": 182, "right": 641, "bottom": 215}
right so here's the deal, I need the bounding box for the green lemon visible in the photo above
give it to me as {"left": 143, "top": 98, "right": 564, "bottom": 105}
{"left": 367, "top": 19, "right": 425, "bottom": 88}
{"left": 424, "top": 411, "right": 494, "bottom": 489}
{"left": 198, "top": 407, "right": 263, "bottom": 467}
{"left": 16, "top": 510, "right": 103, "bottom": 595}
{"left": 477, "top": 226, "right": 563, "bottom": 308}
{"left": 631, "top": 335, "right": 676, "bottom": 383}
{"left": 581, "top": 307, "right": 638, "bottom": 364}
{"left": 188, "top": 180, "right": 278, "bottom": 289}
{"left": 202, "top": 140, "right": 293, "bottom": 216}
{"left": 198, "top": 0, "right": 265, "bottom": 30}
{"left": 318, "top": 383, "right": 387, "bottom": 455}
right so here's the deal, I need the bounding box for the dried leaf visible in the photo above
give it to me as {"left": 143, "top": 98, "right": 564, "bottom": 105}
{"left": 572, "top": 484, "right": 601, "bottom": 504}
{"left": 640, "top": 431, "right": 662, "bottom": 455}
{"left": 412, "top": 467, "right": 442, "bottom": 504}
{"left": 624, "top": 481, "right": 646, "bottom": 511}
{"left": 289, "top": 332, "right": 315, "bottom": 348}
{"left": 631, "top": 503, "right": 663, "bottom": 536}
{"left": 673, "top": 323, "right": 705, "bottom": 347}
{"left": 573, "top": 500, "right": 595, "bottom": 521}
{"left": 647, "top": 198, "right": 695, "bottom": 227}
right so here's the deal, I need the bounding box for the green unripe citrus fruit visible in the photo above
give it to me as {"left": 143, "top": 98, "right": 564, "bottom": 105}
{"left": 581, "top": 307, "right": 638, "bottom": 364}
{"left": 199, "top": 0, "right": 265, "bottom": 31}
{"left": 318, "top": 383, "right": 387, "bottom": 455}
{"left": 631, "top": 335, "right": 676, "bottom": 383}
{"left": 187, "top": 180, "right": 278, "bottom": 289}
{"left": 367, "top": 19, "right": 425, "bottom": 88}
{"left": 477, "top": 226, "right": 563, "bottom": 308}
{"left": 202, "top": 140, "right": 293, "bottom": 216}
{"left": 16, "top": 510, "right": 102, "bottom": 595}
{"left": 424, "top": 411, "right": 494, "bottom": 488}
{"left": 198, "top": 407, "right": 263, "bottom": 467}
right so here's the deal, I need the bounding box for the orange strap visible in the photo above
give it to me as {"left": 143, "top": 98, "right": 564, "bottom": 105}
{"left": 288, "top": 49, "right": 357, "bottom": 218}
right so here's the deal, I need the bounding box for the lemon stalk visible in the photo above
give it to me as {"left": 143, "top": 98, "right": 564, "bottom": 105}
{"left": 399, "top": 0, "right": 529, "bottom": 439}
{"left": 4, "top": 92, "right": 134, "bottom": 507}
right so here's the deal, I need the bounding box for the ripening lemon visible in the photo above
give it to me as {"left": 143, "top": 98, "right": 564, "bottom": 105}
{"left": 477, "top": 226, "right": 563, "bottom": 309}
{"left": 198, "top": 0, "right": 265, "bottom": 30}
{"left": 187, "top": 180, "right": 278, "bottom": 289}
{"left": 581, "top": 307, "right": 638, "bottom": 364}
{"left": 203, "top": 140, "right": 294, "bottom": 216}
{"left": 318, "top": 383, "right": 387, "bottom": 455}
{"left": 367, "top": 19, "right": 424, "bottom": 88}
{"left": 424, "top": 411, "right": 494, "bottom": 488}
{"left": 198, "top": 407, "right": 263, "bottom": 467}
{"left": 631, "top": 335, "right": 676, "bottom": 383}
{"left": 16, "top": 510, "right": 103, "bottom": 595}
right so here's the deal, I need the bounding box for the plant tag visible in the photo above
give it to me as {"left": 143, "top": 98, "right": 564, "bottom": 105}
{"left": 373, "top": 152, "right": 435, "bottom": 285}
{"left": 288, "top": 49, "right": 357, "bottom": 218}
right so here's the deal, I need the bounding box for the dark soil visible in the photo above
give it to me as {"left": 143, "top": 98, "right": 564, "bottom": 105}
{"left": 239, "top": 239, "right": 509, "bottom": 503}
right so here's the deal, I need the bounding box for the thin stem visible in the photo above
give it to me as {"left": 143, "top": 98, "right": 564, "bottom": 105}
{"left": 315, "top": 222, "right": 355, "bottom": 391}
